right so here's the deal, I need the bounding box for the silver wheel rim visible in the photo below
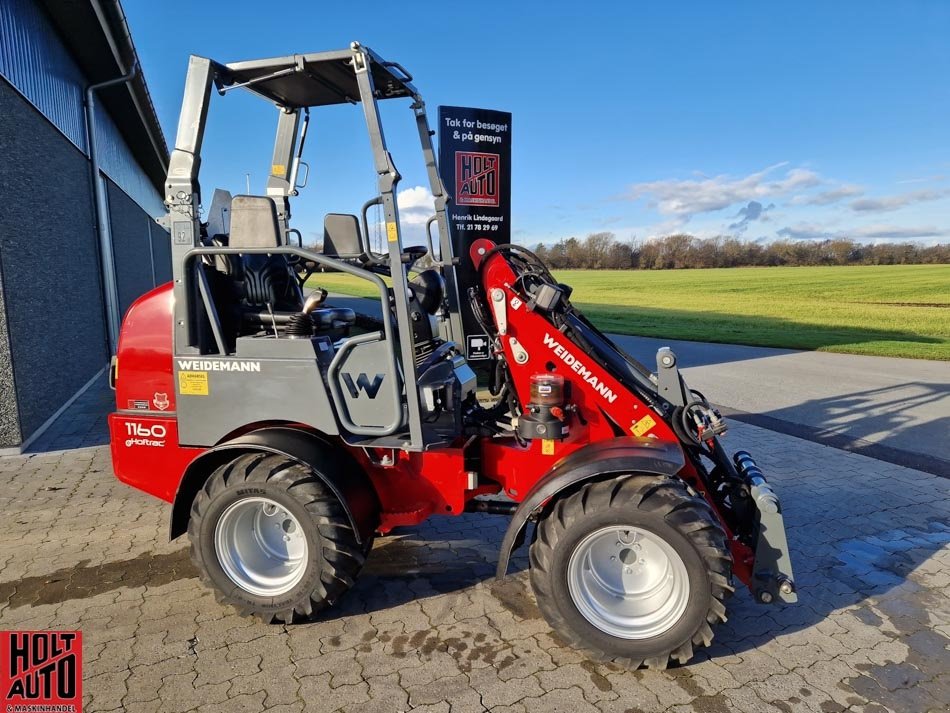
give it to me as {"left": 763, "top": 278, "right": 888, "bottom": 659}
{"left": 567, "top": 525, "right": 690, "bottom": 639}
{"left": 214, "top": 496, "right": 308, "bottom": 597}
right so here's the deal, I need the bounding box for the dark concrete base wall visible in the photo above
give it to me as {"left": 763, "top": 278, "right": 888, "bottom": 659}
{"left": 0, "top": 253, "right": 21, "bottom": 446}
{"left": 0, "top": 79, "right": 109, "bottom": 446}
{"left": 150, "top": 220, "right": 172, "bottom": 285}
{"left": 109, "top": 179, "right": 157, "bottom": 316}
{"left": 108, "top": 180, "right": 172, "bottom": 315}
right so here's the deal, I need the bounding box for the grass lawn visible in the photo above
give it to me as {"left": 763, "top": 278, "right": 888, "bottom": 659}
{"left": 307, "top": 264, "right": 950, "bottom": 360}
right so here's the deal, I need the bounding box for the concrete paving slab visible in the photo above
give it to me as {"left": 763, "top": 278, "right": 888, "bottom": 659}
{"left": 1, "top": 417, "right": 948, "bottom": 712}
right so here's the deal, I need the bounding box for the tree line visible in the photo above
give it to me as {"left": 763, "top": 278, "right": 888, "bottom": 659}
{"left": 531, "top": 233, "right": 950, "bottom": 270}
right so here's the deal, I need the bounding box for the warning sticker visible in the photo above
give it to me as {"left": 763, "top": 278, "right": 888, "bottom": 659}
{"left": 541, "top": 439, "right": 555, "bottom": 455}
{"left": 179, "top": 371, "right": 209, "bottom": 396}
{"left": 630, "top": 415, "right": 656, "bottom": 437}
{"left": 466, "top": 334, "right": 490, "bottom": 360}
{"left": 386, "top": 222, "right": 399, "bottom": 242}
{"left": 272, "top": 163, "right": 286, "bottom": 177}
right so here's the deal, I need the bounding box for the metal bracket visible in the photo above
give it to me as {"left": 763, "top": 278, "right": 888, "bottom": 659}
{"left": 656, "top": 347, "right": 687, "bottom": 407}
{"left": 734, "top": 451, "right": 797, "bottom": 604}
{"left": 491, "top": 288, "right": 507, "bottom": 335}
{"left": 509, "top": 337, "right": 529, "bottom": 364}
{"left": 218, "top": 66, "right": 297, "bottom": 95}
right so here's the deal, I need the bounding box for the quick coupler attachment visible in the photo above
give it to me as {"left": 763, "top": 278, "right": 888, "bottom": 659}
{"left": 734, "top": 451, "right": 798, "bottom": 605}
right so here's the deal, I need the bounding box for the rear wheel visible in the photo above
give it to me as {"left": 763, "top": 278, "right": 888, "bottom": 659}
{"left": 529, "top": 475, "right": 732, "bottom": 669}
{"left": 188, "top": 452, "right": 366, "bottom": 623}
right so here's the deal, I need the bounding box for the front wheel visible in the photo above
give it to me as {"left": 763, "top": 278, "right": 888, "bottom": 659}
{"left": 529, "top": 475, "right": 732, "bottom": 669}
{"left": 188, "top": 452, "right": 367, "bottom": 623}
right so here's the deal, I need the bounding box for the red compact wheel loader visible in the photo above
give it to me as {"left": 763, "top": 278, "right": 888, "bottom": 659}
{"left": 109, "top": 43, "right": 796, "bottom": 669}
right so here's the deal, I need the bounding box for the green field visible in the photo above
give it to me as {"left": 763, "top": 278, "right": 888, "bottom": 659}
{"left": 308, "top": 264, "right": 950, "bottom": 360}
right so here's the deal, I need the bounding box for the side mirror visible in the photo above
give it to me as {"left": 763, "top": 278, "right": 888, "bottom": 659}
{"left": 323, "top": 214, "right": 364, "bottom": 259}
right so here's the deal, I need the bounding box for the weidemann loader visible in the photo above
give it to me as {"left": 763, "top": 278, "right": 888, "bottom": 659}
{"left": 109, "top": 43, "right": 795, "bottom": 669}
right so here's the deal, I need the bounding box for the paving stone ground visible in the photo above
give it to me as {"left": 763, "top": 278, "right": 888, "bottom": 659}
{"left": 0, "top": 377, "right": 948, "bottom": 713}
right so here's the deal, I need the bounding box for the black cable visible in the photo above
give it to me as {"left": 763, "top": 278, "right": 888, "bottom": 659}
{"left": 476, "top": 244, "right": 556, "bottom": 285}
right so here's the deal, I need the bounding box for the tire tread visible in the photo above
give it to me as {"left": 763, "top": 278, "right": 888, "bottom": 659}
{"left": 187, "top": 452, "right": 369, "bottom": 624}
{"left": 529, "top": 475, "right": 732, "bottom": 670}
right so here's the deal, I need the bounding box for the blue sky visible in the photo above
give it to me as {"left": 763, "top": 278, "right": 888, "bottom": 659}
{"left": 126, "top": 1, "right": 950, "bottom": 247}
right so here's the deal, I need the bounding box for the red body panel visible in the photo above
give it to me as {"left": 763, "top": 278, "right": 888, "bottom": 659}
{"left": 468, "top": 238, "right": 688, "bottom": 498}
{"left": 115, "top": 283, "right": 177, "bottom": 414}
{"left": 357, "top": 448, "right": 474, "bottom": 532}
{"left": 471, "top": 238, "right": 679, "bottom": 446}
{"left": 470, "top": 239, "right": 754, "bottom": 582}
{"left": 109, "top": 414, "right": 203, "bottom": 502}
{"left": 111, "top": 283, "right": 206, "bottom": 502}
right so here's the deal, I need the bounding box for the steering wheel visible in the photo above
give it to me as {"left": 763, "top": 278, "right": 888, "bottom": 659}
{"left": 404, "top": 245, "right": 428, "bottom": 260}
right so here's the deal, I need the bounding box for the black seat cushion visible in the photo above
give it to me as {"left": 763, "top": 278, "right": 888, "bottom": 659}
{"left": 240, "top": 254, "right": 299, "bottom": 311}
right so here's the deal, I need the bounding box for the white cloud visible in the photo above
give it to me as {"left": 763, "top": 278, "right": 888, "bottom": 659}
{"left": 849, "top": 188, "right": 950, "bottom": 213}
{"left": 397, "top": 185, "right": 436, "bottom": 225}
{"left": 361, "top": 185, "right": 436, "bottom": 249}
{"left": 776, "top": 223, "right": 832, "bottom": 240}
{"left": 627, "top": 163, "right": 821, "bottom": 217}
{"left": 398, "top": 185, "right": 435, "bottom": 211}
{"left": 777, "top": 222, "right": 949, "bottom": 241}
{"left": 789, "top": 184, "right": 864, "bottom": 206}
{"left": 896, "top": 174, "right": 947, "bottom": 185}
{"left": 847, "top": 224, "right": 949, "bottom": 239}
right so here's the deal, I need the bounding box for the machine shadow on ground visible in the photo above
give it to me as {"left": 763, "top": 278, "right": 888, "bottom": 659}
{"left": 763, "top": 382, "right": 950, "bottom": 465}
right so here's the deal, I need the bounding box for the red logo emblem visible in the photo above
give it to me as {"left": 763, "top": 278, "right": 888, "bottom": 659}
{"left": 153, "top": 393, "right": 170, "bottom": 411}
{"left": 455, "top": 152, "right": 500, "bottom": 207}
{"left": 1, "top": 631, "right": 82, "bottom": 712}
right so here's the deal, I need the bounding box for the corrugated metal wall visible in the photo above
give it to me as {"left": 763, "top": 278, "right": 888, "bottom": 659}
{"left": 0, "top": 0, "right": 164, "bottom": 217}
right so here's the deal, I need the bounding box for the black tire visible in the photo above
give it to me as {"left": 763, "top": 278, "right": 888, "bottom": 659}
{"left": 187, "top": 452, "right": 367, "bottom": 623}
{"left": 529, "top": 475, "right": 732, "bottom": 669}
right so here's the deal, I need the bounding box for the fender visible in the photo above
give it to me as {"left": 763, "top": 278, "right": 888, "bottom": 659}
{"left": 495, "top": 437, "right": 686, "bottom": 578}
{"left": 169, "top": 427, "right": 379, "bottom": 544}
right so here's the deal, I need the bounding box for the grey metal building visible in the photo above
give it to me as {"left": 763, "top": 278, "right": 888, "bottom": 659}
{"left": 0, "top": 0, "right": 169, "bottom": 451}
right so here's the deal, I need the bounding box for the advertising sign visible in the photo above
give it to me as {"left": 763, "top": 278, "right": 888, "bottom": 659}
{"left": 438, "top": 106, "right": 512, "bottom": 357}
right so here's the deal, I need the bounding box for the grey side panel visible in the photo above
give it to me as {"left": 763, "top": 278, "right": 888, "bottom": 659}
{"left": 495, "top": 438, "right": 686, "bottom": 578}
{"left": 328, "top": 335, "right": 402, "bottom": 434}
{"left": 175, "top": 340, "right": 340, "bottom": 446}
{"left": 107, "top": 179, "right": 157, "bottom": 315}
{"left": 0, "top": 78, "right": 108, "bottom": 444}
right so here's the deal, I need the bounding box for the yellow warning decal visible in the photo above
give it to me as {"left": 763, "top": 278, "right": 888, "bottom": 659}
{"left": 271, "top": 164, "right": 286, "bottom": 177}
{"left": 179, "top": 371, "right": 209, "bottom": 396}
{"left": 386, "top": 222, "right": 399, "bottom": 242}
{"left": 630, "top": 415, "right": 656, "bottom": 437}
{"left": 541, "top": 439, "right": 555, "bottom": 455}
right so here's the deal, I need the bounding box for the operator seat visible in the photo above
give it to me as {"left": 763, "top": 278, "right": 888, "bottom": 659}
{"left": 225, "top": 199, "right": 357, "bottom": 339}
{"left": 229, "top": 195, "right": 301, "bottom": 314}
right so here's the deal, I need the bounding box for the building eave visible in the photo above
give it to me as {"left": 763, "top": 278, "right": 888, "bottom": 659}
{"left": 35, "top": 0, "right": 168, "bottom": 193}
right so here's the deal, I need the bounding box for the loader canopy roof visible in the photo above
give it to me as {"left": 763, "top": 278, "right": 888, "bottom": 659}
{"left": 217, "top": 46, "right": 416, "bottom": 108}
